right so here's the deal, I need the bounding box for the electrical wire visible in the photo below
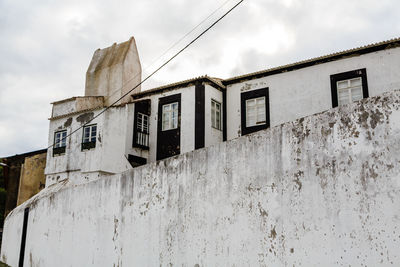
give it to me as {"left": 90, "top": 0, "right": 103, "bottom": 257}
{"left": 48, "top": 0, "right": 244, "bottom": 150}
{"left": 104, "top": 0, "right": 236, "bottom": 102}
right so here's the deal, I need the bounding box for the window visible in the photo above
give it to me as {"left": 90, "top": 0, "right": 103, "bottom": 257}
{"left": 136, "top": 112, "right": 149, "bottom": 147}
{"left": 162, "top": 102, "right": 178, "bottom": 131}
{"left": 330, "top": 68, "right": 368, "bottom": 108}
{"left": 240, "top": 87, "right": 270, "bottom": 136}
{"left": 133, "top": 99, "right": 150, "bottom": 149}
{"left": 337, "top": 78, "right": 363, "bottom": 106}
{"left": 246, "top": 97, "right": 266, "bottom": 127}
{"left": 53, "top": 130, "right": 67, "bottom": 156}
{"left": 82, "top": 124, "right": 97, "bottom": 150}
{"left": 211, "top": 100, "right": 221, "bottom": 130}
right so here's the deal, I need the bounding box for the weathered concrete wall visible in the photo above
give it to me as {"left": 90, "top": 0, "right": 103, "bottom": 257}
{"left": 51, "top": 96, "right": 105, "bottom": 118}
{"left": 17, "top": 152, "right": 46, "bottom": 206}
{"left": 3, "top": 90, "right": 400, "bottom": 266}
{"left": 45, "top": 105, "right": 133, "bottom": 186}
{"left": 85, "top": 37, "right": 141, "bottom": 105}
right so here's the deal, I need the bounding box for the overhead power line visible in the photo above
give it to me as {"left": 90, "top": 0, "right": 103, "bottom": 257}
{"left": 104, "top": 0, "right": 237, "bottom": 102}
{"left": 48, "top": 0, "right": 244, "bottom": 150}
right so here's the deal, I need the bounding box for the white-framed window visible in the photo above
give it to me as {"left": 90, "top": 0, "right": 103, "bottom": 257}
{"left": 246, "top": 97, "right": 266, "bottom": 127}
{"left": 82, "top": 124, "right": 97, "bottom": 150}
{"left": 54, "top": 130, "right": 67, "bottom": 148}
{"left": 162, "top": 102, "right": 178, "bottom": 131}
{"left": 136, "top": 112, "right": 149, "bottom": 147}
{"left": 211, "top": 99, "right": 221, "bottom": 130}
{"left": 337, "top": 77, "right": 363, "bottom": 106}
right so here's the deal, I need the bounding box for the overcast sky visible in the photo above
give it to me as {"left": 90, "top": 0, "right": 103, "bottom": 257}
{"left": 0, "top": 0, "right": 399, "bottom": 157}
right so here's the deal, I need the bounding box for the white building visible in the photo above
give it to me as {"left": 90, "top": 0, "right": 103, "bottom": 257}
{"left": 45, "top": 37, "right": 400, "bottom": 186}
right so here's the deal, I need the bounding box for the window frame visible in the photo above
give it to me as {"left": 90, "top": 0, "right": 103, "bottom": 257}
{"left": 53, "top": 130, "right": 67, "bottom": 156}
{"left": 330, "top": 68, "right": 369, "bottom": 108}
{"left": 211, "top": 99, "right": 222, "bottom": 130}
{"left": 245, "top": 96, "right": 266, "bottom": 127}
{"left": 240, "top": 87, "right": 270, "bottom": 136}
{"left": 161, "top": 102, "right": 179, "bottom": 131}
{"left": 135, "top": 112, "right": 150, "bottom": 148}
{"left": 81, "top": 124, "right": 97, "bottom": 151}
{"left": 132, "top": 99, "right": 151, "bottom": 150}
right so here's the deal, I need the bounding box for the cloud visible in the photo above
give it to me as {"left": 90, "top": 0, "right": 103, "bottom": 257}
{"left": 1, "top": 0, "right": 400, "bottom": 157}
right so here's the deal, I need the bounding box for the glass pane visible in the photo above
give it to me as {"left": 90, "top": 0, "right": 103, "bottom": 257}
{"left": 257, "top": 97, "right": 265, "bottom": 105}
{"left": 162, "top": 120, "right": 168, "bottom": 131}
{"left": 247, "top": 106, "right": 256, "bottom": 127}
{"left": 172, "top": 115, "right": 178, "bottom": 129}
{"left": 163, "top": 104, "right": 170, "bottom": 112}
{"left": 350, "top": 78, "right": 362, "bottom": 87}
{"left": 211, "top": 109, "right": 215, "bottom": 127}
{"left": 338, "top": 89, "right": 350, "bottom": 105}
{"left": 351, "top": 87, "right": 363, "bottom": 101}
{"left": 246, "top": 99, "right": 255, "bottom": 107}
{"left": 337, "top": 80, "right": 349, "bottom": 89}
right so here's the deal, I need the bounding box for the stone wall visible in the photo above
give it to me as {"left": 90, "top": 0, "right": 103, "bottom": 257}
{"left": 2, "top": 91, "right": 400, "bottom": 266}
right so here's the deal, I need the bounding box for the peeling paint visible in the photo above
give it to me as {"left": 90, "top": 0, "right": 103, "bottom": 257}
{"left": 2, "top": 90, "right": 400, "bottom": 266}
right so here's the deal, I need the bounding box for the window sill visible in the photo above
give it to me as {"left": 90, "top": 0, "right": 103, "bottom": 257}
{"left": 53, "top": 147, "right": 66, "bottom": 157}
{"left": 132, "top": 144, "right": 150, "bottom": 150}
{"left": 81, "top": 141, "right": 96, "bottom": 151}
{"left": 211, "top": 126, "right": 222, "bottom": 131}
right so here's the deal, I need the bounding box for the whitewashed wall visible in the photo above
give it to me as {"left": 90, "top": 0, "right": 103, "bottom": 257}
{"left": 3, "top": 90, "right": 400, "bottom": 266}
{"left": 45, "top": 105, "right": 133, "bottom": 186}
{"left": 227, "top": 47, "right": 400, "bottom": 140}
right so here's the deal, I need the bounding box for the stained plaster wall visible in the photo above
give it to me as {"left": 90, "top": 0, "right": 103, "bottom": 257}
{"left": 51, "top": 97, "right": 104, "bottom": 118}
{"left": 3, "top": 90, "right": 400, "bottom": 266}
{"left": 227, "top": 46, "right": 400, "bottom": 140}
{"left": 17, "top": 152, "right": 46, "bottom": 206}
{"left": 85, "top": 37, "right": 141, "bottom": 105}
{"left": 45, "top": 106, "right": 132, "bottom": 186}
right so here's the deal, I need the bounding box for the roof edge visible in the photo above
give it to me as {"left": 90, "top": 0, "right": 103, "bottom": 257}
{"left": 131, "top": 75, "right": 225, "bottom": 99}
{"left": 223, "top": 37, "right": 400, "bottom": 85}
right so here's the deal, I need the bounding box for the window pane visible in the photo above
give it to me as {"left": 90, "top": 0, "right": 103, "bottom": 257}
{"left": 211, "top": 109, "right": 215, "bottom": 128}
{"left": 350, "top": 78, "right": 362, "bottom": 87}
{"left": 246, "top": 106, "right": 256, "bottom": 127}
{"left": 246, "top": 99, "right": 255, "bottom": 107}
{"left": 216, "top": 102, "right": 221, "bottom": 112}
{"left": 351, "top": 87, "right": 363, "bottom": 101}
{"left": 337, "top": 81, "right": 348, "bottom": 89}
{"left": 338, "top": 89, "right": 350, "bottom": 105}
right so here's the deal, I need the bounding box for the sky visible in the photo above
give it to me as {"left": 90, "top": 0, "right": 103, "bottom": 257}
{"left": 0, "top": 0, "right": 400, "bottom": 157}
